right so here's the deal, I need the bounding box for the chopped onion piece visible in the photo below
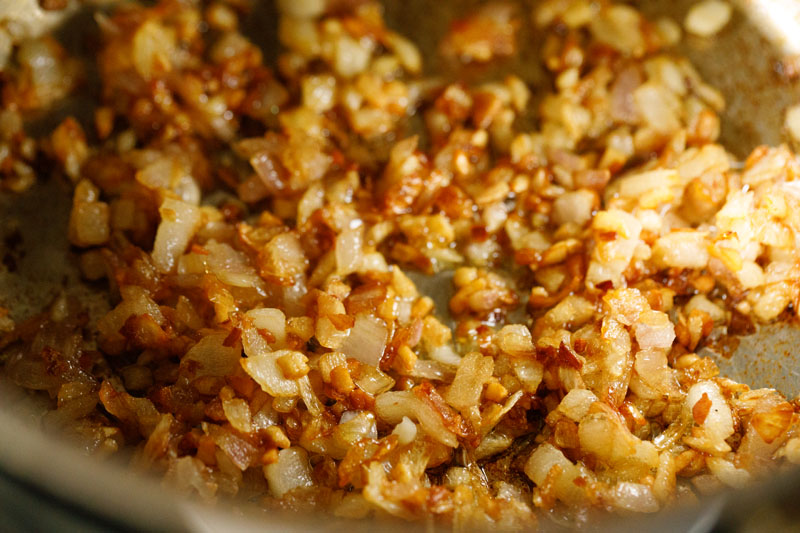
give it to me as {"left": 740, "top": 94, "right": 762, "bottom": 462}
{"left": 241, "top": 350, "right": 303, "bottom": 397}
{"left": 524, "top": 443, "right": 584, "bottom": 504}
{"left": 222, "top": 398, "right": 252, "bottom": 434}
{"left": 408, "top": 359, "right": 455, "bottom": 382}
{"left": 683, "top": 381, "right": 735, "bottom": 453}
{"left": 445, "top": 352, "right": 493, "bottom": 411}
{"left": 168, "top": 457, "right": 217, "bottom": 500}
{"left": 298, "top": 375, "right": 323, "bottom": 417}
{"left": 205, "top": 423, "right": 260, "bottom": 470}
{"left": 707, "top": 457, "right": 751, "bottom": 488}
{"left": 633, "top": 310, "right": 675, "bottom": 349}
{"left": 353, "top": 365, "right": 395, "bottom": 395}
{"left": 391, "top": 416, "right": 418, "bottom": 445}
{"left": 513, "top": 359, "right": 544, "bottom": 393}
{"left": 557, "top": 389, "right": 598, "bottom": 422}
{"left": 609, "top": 482, "right": 659, "bottom": 513}
{"left": 153, "top": 197, "right": 202, "bottom": 273}
{"left": 685, "top": 0, "right": 732, "bottom": 37}
{"left": 246, "top": 308, "right": 287, "bottom": 347}
{"left": 335, "top": 224, "right": 364, "bottom": 276}
{"left": 182, "top": 331, "right": 241, "bottom": 378}
{"left": 428, "top": 344, "right": 462, "bottom": 366}
{"left": 204, "top": 241, "right": 263, "bottom": 289}
{"left": 264, "top": 447, "right": 314, "bottom": 498}
{"left": 333, "top": 411, "right": 378, "bottom": 452}
{"left": 340, "top": 314, "right": 388, "bottom": 367}
{"left": 374, "top": 391, "right": 458, "bottom": 447}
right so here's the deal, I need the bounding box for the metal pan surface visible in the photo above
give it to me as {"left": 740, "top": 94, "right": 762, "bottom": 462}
{"left": 1, "top": 1, "right": 800, "bottom": 531}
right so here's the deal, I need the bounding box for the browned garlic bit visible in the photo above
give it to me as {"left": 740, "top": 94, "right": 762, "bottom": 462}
{"left": 3, "top": 0, "right": 800, "bottom": 530}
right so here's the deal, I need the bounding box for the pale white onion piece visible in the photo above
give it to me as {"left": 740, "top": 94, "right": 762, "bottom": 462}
{"left": 391, "top": 416, "right": 418, "bottom": 445}
{"left": 374, "top": 391, "right": 458, "bottom": 447}
{"left": 513, "top": 359, "right": 544, "bottom": 393}
{"left": 589, "top": 5, "right": 644, "bottom": 55}
{"left": 335, "top": 224, "right": 364, "bottom": 276}
{"left": 204, "top": 241, "right": 263, "bottom": 289}
{"left": 334, "top": 411, "right": 378, "bottom": 452}
{"left": 298, "top": 375, "right": 323, "bottom": 416}
{"left": 204, "top": 423, "right": 260, "bottom": 470}
{"left": 241, "top": 350, "right": 303, "bottom": 397}
{"left": 251, "top": 403, "right": 280, "bottom": 433}
{"left": 352, "top": 364, "right": 395, "bottom": 395}
{"left": 632, "top": 347, "right": 673, "bottom": 398}
{"left": 246, "top": 308, "right": 287, "bottom": 348}
{"left": 428, "top": 344, "right": 462, "bottom": 366}
{"left": 524, "top": 443, "right": 585, "bottom": 504}
{"left": 264, "top": 447, "right": 314, "bottom": 498}
{"left": 409, "top": 359, "right": 455, "bottom": 382}
{"left": 685, "top": 0, "right": 732, "bottom": 37}
{"left": 169, "top": 457, "right": 216, "bottom": 500}
{"left": 610, "top": 66, "right": 642, "bottom": 123}
{"left": 685, "top": 294, "right": 726, "bottom": 323}
{"left": 136, "top": 155, "right": 200, "bottom": 205}
{"left": 552, "top": 189, "right": 597, "bottom": 227}
{"left": 222, "top": 398, "right": 252, "bottom": 434}
{"left": 786, "top": 104, "right": 800, "bottom": 144}
{"left": 683, "top": 381, "right": 735, "bottom": 453}
{"left": 132, "top": 19, "right": 175, "bottom": 80}
{"left": 633, "top": 310, "right": 675, "bottom": 349}
{"left": 579, "top": 410, "right": 659, "bottom": 468}
{"left": 153, "top": 197, "right": 202, "bottom": 273}
{"left": 556, "top": 389, "right": 598, "bottom": 422}
{"left": 652, "top": 231, "right": 710, "bottom": 269}
{"left": 525, "top": 443, "right": 570, "bottom": 486}
{"left": 445, "top": 352, "right": 493, "bottom": 411}
{"left": 340, "top": 314, "right": 388, "bottom": 367}
{"left": 609, "top": 482, "right": 659, "bottom": 513}
{"left": 182, "top": 331, "right": 241, "bottom": 378}
{"left": 707, "top": 457, "right": 751, "bottom": 489}
{"left": 495, "top": 324, "right": 535, "bottom": 356}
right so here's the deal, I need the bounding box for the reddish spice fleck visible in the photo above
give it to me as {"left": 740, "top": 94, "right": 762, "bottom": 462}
{"left": 434, "top": 185, "right": 474, "bottom": 219}
{"left": 557, "top": 341, "right": 583, "bottom": 369}
{"left": 728, "top": 310, "right": 756, "bottom": 336}
{"left": 470, "top": 225, "right": 489, "bottom": 242}
{"left": 120, "top": 313, "right": 169, "bottom": 350}
{"left": 327, "top": 313, "right": 355, "bottom": 330}
{"left": 220, "top": 202, "right": 243, "bottom": 223}
{"left": 619, "top": 401, "right": 647, "bottom": 431}
{"left": 228, "top": 375, "right": 256, "bottom": 399}
{"left": 39, "top": 0, "right": 68, "bottom": 10}
{"left": 204, "top": 398, "right": 227, "bottom": 422}
{"left": 256, "top": 328, "right": 276, "bottom": 344}
{"left": 595, "top": 280, "right": 614, "bottom": 292}
{"left": 222, "top": 327, "right": 242, "bottom": 348}
{"left": 196, "top": 435, "right": 217, "bottom": 466}
{"left": 348, "top": 388, "right": 375, "bottom": 411}
{"left": 413, "top": 381, "right": 473, "bottom": 442}
{"left": 573, "top": 338, "right": 587, "bottom": 355}
{"left": 331, "top": 149, "right": 346, "bottom": 168}
{"left": 514, "top": 248, "right": 541, "bottom": 266}
{"left": 692, "top": 392, "right": 712, "bottom": 425}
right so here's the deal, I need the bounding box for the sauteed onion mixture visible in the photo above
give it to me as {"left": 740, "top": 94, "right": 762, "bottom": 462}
{"left": 2, "top": 0, "right": 800, "bottom": 528}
